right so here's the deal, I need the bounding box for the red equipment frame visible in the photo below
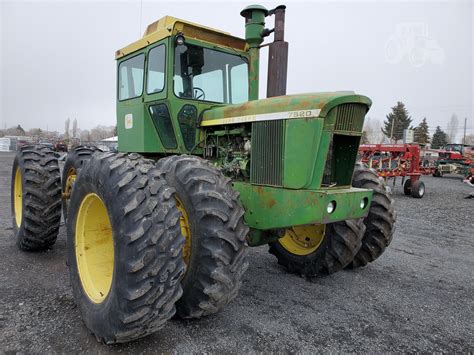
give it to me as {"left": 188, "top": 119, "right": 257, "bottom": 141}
{"left": 358, "top": 144, "right": 435, "bottom": 183}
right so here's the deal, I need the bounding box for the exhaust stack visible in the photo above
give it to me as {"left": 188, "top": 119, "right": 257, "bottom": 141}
{"left": 266, "top": 5, "right": 288, "bottom": 98}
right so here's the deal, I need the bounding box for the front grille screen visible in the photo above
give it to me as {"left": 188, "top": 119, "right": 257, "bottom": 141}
{"left": 334, "top": 104, "right": 366, "bottom": 132}
{"left": 250, "top": 120, "right": 285, "bottom": 186}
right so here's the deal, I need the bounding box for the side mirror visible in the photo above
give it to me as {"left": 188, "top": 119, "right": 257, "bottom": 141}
{"left": 187, "top": 46, "right": 204, "bottom": 75}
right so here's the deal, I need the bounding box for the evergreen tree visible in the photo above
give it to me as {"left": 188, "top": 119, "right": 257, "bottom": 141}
{"left": 382, "top": 102, "right": 413, "bottom": 142}
{"left": 431, "top": 126, "right": 448, "bottom": 149}
{"left": 414, "top": 117, "right": 430, "bottom": 144}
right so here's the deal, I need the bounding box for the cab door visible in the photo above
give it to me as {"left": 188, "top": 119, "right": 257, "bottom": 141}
{"left": 143, "top": 40, "right": 180, "bottom": 153}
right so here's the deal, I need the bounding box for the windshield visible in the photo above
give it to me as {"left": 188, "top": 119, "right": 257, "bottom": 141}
{"left": 174, "top": 43, "right": 249, "bottom": 104}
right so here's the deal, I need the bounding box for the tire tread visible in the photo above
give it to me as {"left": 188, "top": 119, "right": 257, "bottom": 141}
{"left": 67, "top": 152, "right": 186, "bottom": 344}
{"left": 12, "top": 145, "right": 61, "bottom": 251}
{"left": 156, "top": 155, "right": 249, "bottom": 319}
{"left": 349, "top": 166, "right": 397, "bottom": 268}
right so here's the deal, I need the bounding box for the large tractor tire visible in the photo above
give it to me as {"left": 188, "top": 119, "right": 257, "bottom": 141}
{"left": 62, "top": 145, "right": 101, "bottom": 221}
{"left": 268, "top": 220, "right": 365, "bottom": 277}
{"left": 156, "top": 155, "right": 249, "bottom": 319}
{"left": 66, "top": 152, "right": 186, "bottom": 344}
{"left": 349, "top": 166, "right": 396, "bottom": 268}
{"left": 11, "top": 145, "right": 62, "bottom": 251}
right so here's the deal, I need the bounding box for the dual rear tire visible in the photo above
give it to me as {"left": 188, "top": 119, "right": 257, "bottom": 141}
{"left": 11, "top": 145, "right": 62, "bottom": 251}
{"left": 65, "top": 152, "right": 248, "bottom": 341}
{"left": 66, "top": 153, "right": 186, "bottom": 344}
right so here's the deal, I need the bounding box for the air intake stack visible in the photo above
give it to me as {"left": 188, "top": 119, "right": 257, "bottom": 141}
{"left": 241, "top": 4, "right": 289, "bottom": 100}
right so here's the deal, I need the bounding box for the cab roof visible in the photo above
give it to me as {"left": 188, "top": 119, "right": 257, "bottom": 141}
{"left": 115, "top": 16, "right": 247, "bottom": 59}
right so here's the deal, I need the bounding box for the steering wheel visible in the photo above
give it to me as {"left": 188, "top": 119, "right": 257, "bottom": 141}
{"left": 193, "top": 87, "right": 205, "bottom": 100}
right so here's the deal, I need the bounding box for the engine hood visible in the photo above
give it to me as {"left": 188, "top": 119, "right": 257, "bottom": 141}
{"left": 200, "top": 92, "right": 372, "bottom": 127}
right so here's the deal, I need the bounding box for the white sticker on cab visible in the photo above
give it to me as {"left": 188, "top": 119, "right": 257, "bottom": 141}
{"left": 125, "top": 114, "right": 133, "bottom": 129}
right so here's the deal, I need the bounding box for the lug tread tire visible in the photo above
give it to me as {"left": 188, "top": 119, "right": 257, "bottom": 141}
{"left": 349, "top": 167, "right": 397, "bottom": 268}
{"left": 61, "top": 145, "right": 101, "bottom": 221}
{"left": 156, "top": 155, "right": 249, "bottom": 319}
{"left": 269, "top": 219, "right": 365, "bottom": 277}
{"left": 11, "top": 145, "right": 61, "bottom": 251}
{"left": 67, "top": 152, "right": 186, "bottom": 344}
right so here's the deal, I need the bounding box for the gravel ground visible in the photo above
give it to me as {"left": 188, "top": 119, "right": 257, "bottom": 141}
{"left": 0, "top": 151, "right": 473, "bottom": 353}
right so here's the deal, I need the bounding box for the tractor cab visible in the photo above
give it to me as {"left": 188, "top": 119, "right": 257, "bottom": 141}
{"left": 115, "top": 16, "right": 250, "bottom": 153}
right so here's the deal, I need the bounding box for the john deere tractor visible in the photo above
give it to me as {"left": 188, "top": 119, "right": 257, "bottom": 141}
{"left": 11, "top": 5, "right": 396, "bottom": 344}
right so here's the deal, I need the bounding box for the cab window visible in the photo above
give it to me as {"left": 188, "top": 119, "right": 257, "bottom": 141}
{"left": 118, "top": 54, "right": 145, "bottom": 100}
{"left": 173, "top": 43, "right": 248, "bottom": 104}
{"left": 147, "top": 45, "right": 166, "bottom": 94}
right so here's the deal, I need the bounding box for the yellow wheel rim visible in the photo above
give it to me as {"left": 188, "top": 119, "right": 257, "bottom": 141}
{"left": 13, "top": 167, "right": 23, "bottom": 227}
{"left": 63, "top": 168, "right": 77, "bottom": 199}
{"left": 279, "top": 224, "right": 326, "bottom": 256}
{"left": 175, "top": 197, "right": 191, "bottom": 265}
{"left": 75, "top": 193, "right": 114, "bottom": 304}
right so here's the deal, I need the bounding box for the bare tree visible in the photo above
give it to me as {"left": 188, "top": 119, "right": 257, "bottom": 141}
{"left": 72, "top": 118, "right": 77, "bottom": 139}
{"left": 446, "top": 113, "right": 458, "bottom": 143}
{"left": 363, "top": 117, "right": 385, "bottom": 144}
{"left": 27, "top": 128, "right": 43, "bottom": 137}
{"left": 80, "top": 129, "right": 91, "bottom": 143}
{"left": 65, "top": 118, "right": 71, "bottom": 138}
{"left": 89, "top": 125, "right": 115, "bottom": 141}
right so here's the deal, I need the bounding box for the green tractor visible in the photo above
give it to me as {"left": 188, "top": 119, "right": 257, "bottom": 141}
{"left": 11, "top": 5, "right": 396, "bottom": 344}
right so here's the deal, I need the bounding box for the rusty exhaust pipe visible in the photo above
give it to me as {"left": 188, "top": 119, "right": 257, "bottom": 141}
{"left": 266, "top": 5, "right": 288, "bottom": 98}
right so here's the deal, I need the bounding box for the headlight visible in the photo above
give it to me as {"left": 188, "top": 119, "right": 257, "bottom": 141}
{"left": 327, "top": 201, "right": 336, "bottom": 214}
{"left": 175, "top": 33, "right": 185, "bottom": 46}
{"left": 360, "top": 197, "right": 369, "bottom": 209}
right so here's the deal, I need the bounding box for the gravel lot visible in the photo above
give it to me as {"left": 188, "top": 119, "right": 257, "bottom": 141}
{"left": 0, "top": 151, "right": 472, "bottom": 352}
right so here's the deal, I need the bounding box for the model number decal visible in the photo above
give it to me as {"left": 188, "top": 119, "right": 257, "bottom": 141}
{"left": 200, "top": 109, "right": 321, "bottom": 127}
{"left": 288, "top": 110, "right": 315, "bottom": 118}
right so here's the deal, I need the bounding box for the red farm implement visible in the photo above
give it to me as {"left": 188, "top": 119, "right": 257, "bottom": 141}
{"left": 358, "top": 144, "right": 434, "bottom": 198}
{"left": 433, "top": 150, "right": 474, "bottom": 178}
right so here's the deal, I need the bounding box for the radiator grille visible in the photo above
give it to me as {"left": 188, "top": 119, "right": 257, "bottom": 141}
{"left": 334, "top": 103, "right": 366, "bottom": 132}
{"left": 250, "top": 120, "right": 285, "bottom": 186}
